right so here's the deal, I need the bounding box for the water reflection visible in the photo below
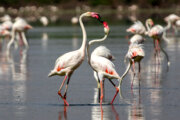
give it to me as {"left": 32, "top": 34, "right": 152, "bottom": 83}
{"left": 58, "top": 106, "right": 68, "bottom": 120}
{"left": 41, "top": 32, "right": 48, "bottom": 51}
{"left": 128, "top": 78, "right": 145, "bottom": 120}
{"left": 91, "top": 88, "right": 119, "bottom": 120}
{"left": 7, "top": 49, "right": 27, "bottom": 105}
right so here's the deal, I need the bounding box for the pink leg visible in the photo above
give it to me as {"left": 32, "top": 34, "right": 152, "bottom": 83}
{"left": 131, "top": 61, "right": 135, "bottom": 89}
{"left": 58, "top": 75, "right": 69, "bottom": 106}
{"left": 100, "top": 81, "right": 104, "bottom": 105}
{"left": 108, "top": 79, "right": 119, "bottom": 104}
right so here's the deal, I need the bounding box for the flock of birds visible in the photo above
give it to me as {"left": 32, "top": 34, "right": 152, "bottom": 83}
{"left": 48, "top": 12, "right": 180, "bottom": 106}
{"left": 1, "top": 12, "right": 180, "bottom": 106}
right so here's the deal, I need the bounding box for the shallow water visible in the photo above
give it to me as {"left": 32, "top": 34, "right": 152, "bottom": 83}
{"left": 0, "top": 25, "right": 180, "bottom": 120}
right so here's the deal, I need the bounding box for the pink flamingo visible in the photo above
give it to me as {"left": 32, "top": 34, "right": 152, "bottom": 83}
{"left": 48, "top": 12, "right": 102, "bottom": 106}
{"left": 125, "top": 43, "right": 145, "bottom": 88}
{"left": 91, "top": 46, "right": 115, "bottom": 88}
{"left": 7, "top": 18, "right": 32, "bottom": 50}
{"left": 87, "top": 21, "right": 131, "bottom": 105}
{"left": 147, "top": 20, "right": 170, "bottom": 66}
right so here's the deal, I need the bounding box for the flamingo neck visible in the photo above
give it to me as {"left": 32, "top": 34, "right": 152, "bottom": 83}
{"left": 164, "top": 20, "right": 171, "bottom": 31}
{"left": 79, "top": 14, "right": 87, "bottom": 54}
{"left": 145, "top": 21, "right": 151, "bottom": 35}
{"left": 121, "top": 62, "right": 131, "bottom": 81}
{"left": 87, "top": 34, "right": 108, "bottom": 68}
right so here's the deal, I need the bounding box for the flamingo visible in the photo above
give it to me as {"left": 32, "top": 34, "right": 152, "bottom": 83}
{"left": 128, "top": 34, "right": 145, "bottom": 45}
{"left": 48, "top": 12, "right": 102, "bottom": 106}
{"left": 125, "top": 43, "right": 145, "bottom": 88}
{"left": 40, "top": 16, "right": 49, "bottom": 26}
{"left": 147, "top": 20, "right": 171, "bottom": 66}
{"left": 126, "top": 21, "right": 146, "bottom": 35}
{"left": 91, "top": 46, "right": 115, "bottom": 88}
{"left": 0, "top": 26, "right": 10, "bottom": 38}
{"left": 87, "top": 21, "right": 131, "bottom": 105}
{"left": 164, "top": 14, "right": 180, "bottom": 34}
{"left": 7, "top": 18, "right": 32, "bottom": 50}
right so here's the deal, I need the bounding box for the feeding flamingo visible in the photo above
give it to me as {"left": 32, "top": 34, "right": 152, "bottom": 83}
{"left": 91, "top": 46, "right": 115, "bottom": 88}
{"left": 87, "top": 21, "right": 131, "bottom": 105}
{"left": 164, "top": 14, "right": 180, "bottom": 34}
{"left": 48, "top": 12, "right": 102, "bottom": 106}
{"left": 125, "top": 43, "right": 145, "bottom": 88}
{"left": 128, "top": 34, "right": 145, "bottom": 45}
{"left": 7, "top": 18, "right": 32, "bottom": 50}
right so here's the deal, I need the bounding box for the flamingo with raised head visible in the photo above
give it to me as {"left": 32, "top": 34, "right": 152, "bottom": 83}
{"left": 125, "top": 43, "right": 145, "bottom": 88}
{"left": 48, "top": 12, "right": 102, "bottom": 106}
{"left": 87, "top": 21, "right": 131, "bottom": 105}
{"left": 7, "top": 18, "right": 32, "bottom": 50}
{"left": 147, "top": 20, "right": 170, "bottom": 66}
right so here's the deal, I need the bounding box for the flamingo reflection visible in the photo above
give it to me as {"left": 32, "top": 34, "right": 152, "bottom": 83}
{"left": 91, "top": 88, "right": 120, "bottom": 120}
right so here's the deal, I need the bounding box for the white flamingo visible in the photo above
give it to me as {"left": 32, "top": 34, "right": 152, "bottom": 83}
{"left": 48, "top": 12, "right": 102, "bottom": 106}
{"left": 87, "top": 21, "right": 131, "bottom": 105}
{"left": 91, "top": 46, "right": 115, "bottom": 88}
{"left": 164, "top": 14, "right": 180, "bottom": 34}
{"left": 126, "top": 21, "right": 146, "bottom": 35}
{"left": 7, "top": 18, "right": 32, "bottom": 50}
{"left": 129, "top": 34, "right": 145, "bottom": 45}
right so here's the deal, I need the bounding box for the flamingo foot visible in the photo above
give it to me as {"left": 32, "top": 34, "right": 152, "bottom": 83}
{"left": 58, "top": 91, "right": 69, "bottom": 106}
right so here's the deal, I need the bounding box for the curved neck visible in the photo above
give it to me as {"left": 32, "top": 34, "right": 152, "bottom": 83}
{"left": 121, "top": 62, "right": 131, "bottom": 80}
{"left": 79, "top": 14, "right": 87, "bottom": 53}
{"left": 145, "top": 21, "right": 151, "bottom": 33}
{"left": 87, "top": 34, "right": 108, "bottom": 67}
{"left": 164, "top": 20, "right": 171, "bottom": 31}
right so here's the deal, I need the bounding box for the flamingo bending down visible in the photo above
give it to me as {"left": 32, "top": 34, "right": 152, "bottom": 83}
{"left": 87, "top": 21, "right": 131, "bottom": 105}
{"left": 164, "top": 14, "right": 180, "bottom": 34}
{"left": 7, "top": 18, "right": 32, "bottom": 50}
{"left": 125, "top": 43, "right": 145, "bottom": 88}
{"left": 129, "top": 34, "right": 145, "bottom": 45}
{"left": 91, "top": 46, "right": 115, "bottom": 88}
{"left": 48, "top": 12, "right": 102, "bottom": 106}
{"left": 126, "top": 21, "right": 146, "bottom": 35}
{"left": 147, "top": 20, "right": 171, "bottom": 66}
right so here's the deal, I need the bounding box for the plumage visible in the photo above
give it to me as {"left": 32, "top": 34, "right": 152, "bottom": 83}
{"left": 126, "top": 21, "right": 146, "bottom": 35}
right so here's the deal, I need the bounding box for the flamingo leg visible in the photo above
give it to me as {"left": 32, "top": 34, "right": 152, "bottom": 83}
{"left": 21, "top": 32, "right": 29, "bottom": 48}
{"left": 100, "top": 80, "right": 104, "bottom": 105}
{"left": 58, "top": 75, "right": 69, "bottom": 106}
{"left": 131, "top": 60, "right": 135, "bottom": 89}
{"left": 108, "top": 79, "right": 119, "bottom": 104}
{"left": 63, "top": 75, "right": 71, "bottom": 99}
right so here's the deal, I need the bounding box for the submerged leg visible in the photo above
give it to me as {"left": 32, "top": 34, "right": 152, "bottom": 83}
{"left": 100, "top": 80, "right": 104, "bottom": 105}
{"left": 131, "top": 60, "right": 135, "bottom": 89}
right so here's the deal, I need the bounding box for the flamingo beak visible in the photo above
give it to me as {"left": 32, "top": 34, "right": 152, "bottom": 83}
{"left": 103, "top": 21, "right": 110, "bottom": 34}
{"left": 25, "top": 25, "right": 33, "bottom": 30}
{"left": 90, "top": 12, "right": 103, "bottom": 23}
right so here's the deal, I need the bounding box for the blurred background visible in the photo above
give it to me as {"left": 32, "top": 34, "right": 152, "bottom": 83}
{"left": 0, "top": 0, "right": 180, "bottom": 26}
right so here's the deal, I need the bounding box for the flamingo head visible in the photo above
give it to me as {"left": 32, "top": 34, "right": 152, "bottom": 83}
{"left": 147, "top": 18, "right": 154, "bottom": 27}
{"left": 24, "top": 24, "right": 33, "bottom": 30}
{"left": 102, "top": 21, "right": 110, "bottom": 35}
{"left": 85, "top": 12, "right": 102, "bottom": 22}
{"left": 0, "top": 29, "right": 10, "bottom": 36}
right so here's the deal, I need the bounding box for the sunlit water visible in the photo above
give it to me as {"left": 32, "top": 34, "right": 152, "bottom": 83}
{"left": 0, "top": 25, "right": 180, "bottom": 120}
